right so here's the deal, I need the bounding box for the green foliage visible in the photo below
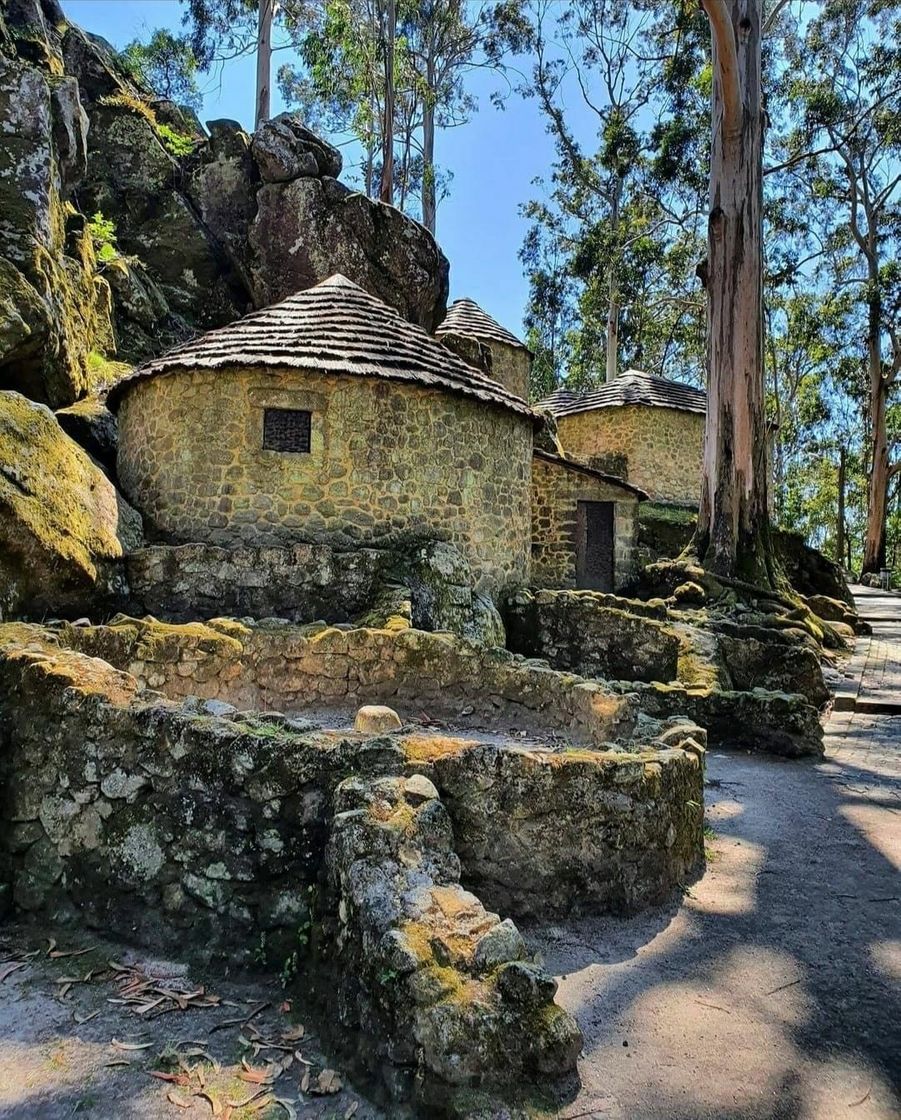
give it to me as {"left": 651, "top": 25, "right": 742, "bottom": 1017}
{"left": 99, "top": 92, "right": 195, "bottom": 159}
{"left": 157, "top": 121, "right": 196, "bottom": 158}
{"left": 120, "top": 28, "right": 203, "bottom": 112}
{"left": 518, "top": 0, "right": 709, "bottom": 396}
{"left": 86, "top": 212, "right": 119, "bottom": 264}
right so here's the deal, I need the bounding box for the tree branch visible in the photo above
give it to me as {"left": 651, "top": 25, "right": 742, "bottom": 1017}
{"left": 701, "top": 0, "right": 741, "bottom": 140}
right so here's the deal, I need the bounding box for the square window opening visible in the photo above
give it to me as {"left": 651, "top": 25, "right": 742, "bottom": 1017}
{"left": 263, "top": 408, "right": 312, "bottom": 453}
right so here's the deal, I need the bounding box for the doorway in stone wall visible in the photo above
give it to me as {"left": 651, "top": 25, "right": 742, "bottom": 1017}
{"left": 576, "top": 500, "right": 614, "bottom": 591}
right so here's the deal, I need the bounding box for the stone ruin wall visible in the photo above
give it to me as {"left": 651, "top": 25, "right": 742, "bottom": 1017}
{"left": 117, "top": 368, "right": 533, "bottom": 597}
{"left": 0, "top": 621, "right": 706, "bottom": 1102}
{"left": 63, "top": 617, "right": 638, "bottom": 747}
{"left": 556, "top": 404, "right": 705, "bottom": 505}
{"left": 530, "top": 453, "right": 640, "bottom": 590}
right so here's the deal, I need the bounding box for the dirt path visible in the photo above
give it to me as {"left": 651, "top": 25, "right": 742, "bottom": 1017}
{"left": 528, "top": 709, "right": 901, "bottom": 1120}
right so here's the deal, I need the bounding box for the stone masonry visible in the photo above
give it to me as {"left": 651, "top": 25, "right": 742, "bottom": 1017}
{"left": 556, "top": 404, "right": 704, "bottom": 505}
{"left": 531, "top": 450, "right": 641, "bottom": 590}
{"left": 117, "top": 368, "right": 534, "bottom": 596}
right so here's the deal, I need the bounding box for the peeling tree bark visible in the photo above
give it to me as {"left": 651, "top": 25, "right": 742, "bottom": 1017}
{"left": 696, "top": 0, "right": 774, "bottom": 585}
{"left": 255, "top": 0, "right": 275, "bottom": 129}
{"left": 863, "top": 286, "right": 888, "bottom": 573}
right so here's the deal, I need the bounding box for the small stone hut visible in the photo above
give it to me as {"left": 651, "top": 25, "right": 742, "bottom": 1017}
{"left": 531, "top": 449, "right": 646, "bottom": 592}
{"left": 538, "top": 370, "right": 706, "bottom": 506}
{"left": 109, "top": 275, "right": 537, "bottom": 595}
{"left": 436, "top": 298, "right": 532, "bottom": 401}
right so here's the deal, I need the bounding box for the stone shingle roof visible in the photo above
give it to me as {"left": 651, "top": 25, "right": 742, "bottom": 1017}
{"left": 437, "top": 298, "right": 529, "bottom": 352}
{"left": 107, "top": 275, "right": 536, "bottom": 420}
{"left": 533, "top": 449, "right": 648, "bottom": 499}
{"left": 537, "top": 370, "right": 707, "bottom": 417}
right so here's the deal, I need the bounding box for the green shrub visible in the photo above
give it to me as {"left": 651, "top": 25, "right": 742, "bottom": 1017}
{"left": 86, "top": 212, "right": 119, "bottom": 264}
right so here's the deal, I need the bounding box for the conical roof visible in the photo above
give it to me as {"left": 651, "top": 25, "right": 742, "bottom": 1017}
{"left": 107, "top": 275, "right": 535, "bottom": 419}
{"left": 537, "top": 370, "right": 706, "bottom": 417}
{"left": 437, "top": 298, "right": 528, "bottom": 352}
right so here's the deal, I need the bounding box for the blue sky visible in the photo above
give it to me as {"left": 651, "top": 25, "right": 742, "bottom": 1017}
{"left": 62, "top": 0, "right": 571, "bottom": 338}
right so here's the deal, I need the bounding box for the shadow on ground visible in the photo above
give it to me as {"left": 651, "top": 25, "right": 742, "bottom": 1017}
{"left": 528, "top": 717, "right": 901, "bottom": 1120}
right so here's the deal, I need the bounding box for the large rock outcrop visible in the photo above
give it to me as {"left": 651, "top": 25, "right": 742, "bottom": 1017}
{"left": 0, "top": 0, "right": 450, "bottom": 408}
{"left": 0, "top": 390, "right": 141, "bottom": 617}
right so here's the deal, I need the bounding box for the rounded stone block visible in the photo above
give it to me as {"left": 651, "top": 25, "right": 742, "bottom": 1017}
{"left": 353, "top": 704, "right": 402, "bottom": 734}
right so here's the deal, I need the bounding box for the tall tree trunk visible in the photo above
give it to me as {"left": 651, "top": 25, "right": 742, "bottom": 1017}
{"left": 379, "top": 0, "right": 396, "bottom": 206}
{"left": 422, "top": 68, "right": 437, "bottom": 235}
{"left": 605, "top": 175, "right": 622, "bottom": 382}
{"left": 862, "top": 288, "right": 887, "bottom": 573}
{"left": 836, "top": 444, "right": 846, "bottom": 568}
{"left": 255, "top": 0, "right": 275, "bottom": 129}
{"left": 697, "top": 0, "right": 773, "bottom": 585}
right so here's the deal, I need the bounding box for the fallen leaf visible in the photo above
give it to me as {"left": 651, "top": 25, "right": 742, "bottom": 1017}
{"left": 281, "top": 1025, "right": 304, "bottom": 1043}
{"left": 272, "top": 1099, "right": 297, "bottom": 1120}
{"left": 105, "top": 1059, "right": 131, "bottom": 1068}
{"left": 167, "top": 1089, "right": 193, "bottom": 1109}
{"left": 279, "top": 1000, "right": 292, "bottom": 1013}
{"left": 49, "top": 947, "right": 93, "bottom": 959}
{"left": 58, "top": 982, "right": 73, "bottom": 999}
{"left": 238, "top": 1059, "right": 278, "bottom": 1085}
{"left": 111, "top": 1038, "right": 153, "bottom": 1051}
{"left": 179, "top": 1046, "right": 219, "bottom": 1067}
{"left": 345, "top": 1104, "right": 359, "bottom": 1119}
{"left": 46, "top": 938, "right": 57, "bottom": 956}
{"left": 73, "top": 1010, "right": 100, "bottom": 1025}
{"left": 313, "top": 1069, "right": 342, "bottom": 1095}
{"left": 300, "top": 1068, "right": 310, "bottom": 1093}
{"left": 148, "top": 1071, "right": 187, "bottom": 1084}
{"left": 0, "top": 962, "right": 28, "bottom": 983}
{"left": 226, "top": 1090, "right": 269, "bottom": 1109}
{"left": 198, "top": 1090, "right": 223, "bottom": 1116}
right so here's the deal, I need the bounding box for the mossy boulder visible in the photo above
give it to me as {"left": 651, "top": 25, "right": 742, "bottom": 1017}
{"left": 0, "top": 390, "right": 141, "bottom": 617}
{"left": 55, "top": 392, "right": 117, "bottom": 474}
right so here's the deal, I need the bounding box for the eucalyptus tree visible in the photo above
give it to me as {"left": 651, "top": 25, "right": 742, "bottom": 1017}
{"left": 519, "top": 0, "right": 709, "bottom": 391}
{"left": 775, "top": 0, "right": 901, "bottom": 573}
{"left": 692, "top": 0, "right": 777, "bottom": 583}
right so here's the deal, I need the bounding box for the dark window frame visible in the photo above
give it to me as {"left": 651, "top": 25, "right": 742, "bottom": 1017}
{"left": 262, "top": 407, "right": 312, "bottom": 453}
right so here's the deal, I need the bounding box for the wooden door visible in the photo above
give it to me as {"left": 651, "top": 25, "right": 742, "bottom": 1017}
{"left": 576, "top": 501, "right": 614, "bottom": 591}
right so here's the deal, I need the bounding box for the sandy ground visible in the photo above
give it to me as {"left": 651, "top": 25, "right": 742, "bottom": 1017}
{"left": 0, "top": 928, "right": 385, "bottom": 1120}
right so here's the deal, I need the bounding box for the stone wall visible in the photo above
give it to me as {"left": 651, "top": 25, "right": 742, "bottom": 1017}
{"left": 505, "top": 588, "right": 680, "bottom": 684}
{"left": 406, "top": 733, "right": 704, "bottom": 919}
{"left": 124, "top": 539, "right": 503, "bottom": 644}
{"left": 320, "top": 773, "right": 583, "bottom": 1106}
{"left": 62, "top": 616, "right": 638, "bottom": 746}
{"left": 530, "top": 451, "right": 640, "bottom": 590}
{"left": 0, "top": 620, "right": 704, "bottom": 1106}
{"left": 556, "top": 405, "right": 704, "bottom": 505}
{"left": 117, "top": 368, "right": 533, "bottom": 596}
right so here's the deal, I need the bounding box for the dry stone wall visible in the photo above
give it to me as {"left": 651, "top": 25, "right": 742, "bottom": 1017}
{"left": 556, "top": 405, "right": 704, "bottom": 505}
{"left": 63, "top": 616, "right": 638, "bottom": 746}
{"left": 404, "top": 733, "right": 704, "bottom": 918}
{"left": 117, "top": 368, "right": 533, "bottom": 596}
{"left": 505, "top": 588, "right": 680, "bottom": 683}
{"left": 530, "top": 452, "right": 640, "bottom": 590}
{"left": 0, "top": 619, "right": 704, "bottom": 1107}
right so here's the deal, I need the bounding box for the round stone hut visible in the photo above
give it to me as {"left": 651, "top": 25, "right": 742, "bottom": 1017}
{"left": 538, "top": 370, "right": 707, "bottom": 505}
{"left": 108, "top": 275, "right": 537, "bottom": 593}
{"left": 436, "top": 298, "right": 533, "bottom": 401}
